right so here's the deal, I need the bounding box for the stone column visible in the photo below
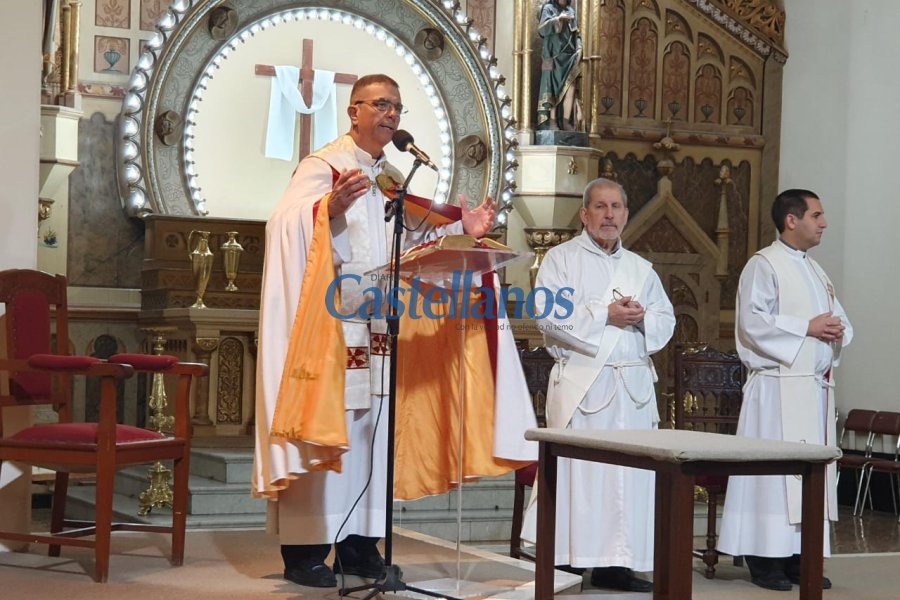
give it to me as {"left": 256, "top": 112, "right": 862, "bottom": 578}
{"left": 63, "top": 0, "right": 81, "bottom": 108}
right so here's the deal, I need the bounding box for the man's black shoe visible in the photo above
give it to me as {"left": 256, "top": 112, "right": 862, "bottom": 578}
{"left": 284, "top": 561, "right": 337, "bottom": 588}
{"left": 785, "top": 555, "right": 832, "bottom": 589}
{"left": 750, "top": 572, "right": 793, "bottom": 591}
{"left": 785, "top": 573, "right": 832, "bottom": 589}
{"left": 745, "top": 555, "right": 791, "bottom": 591}
{"left": 334, "top": 538, "right": 386, "bottom": 579}
{"left": 590, "top": 566, "right": 653, "bottom": 592}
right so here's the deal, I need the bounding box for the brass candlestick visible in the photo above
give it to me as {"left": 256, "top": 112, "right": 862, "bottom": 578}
{"left": 138, "top": 331, "right": 175, "bottom": 516}
{"left": 220, "top": 231, "right": 244, "bottom": 291}
{"left": 188, "top": 230, "right": 213, "bottom": 308}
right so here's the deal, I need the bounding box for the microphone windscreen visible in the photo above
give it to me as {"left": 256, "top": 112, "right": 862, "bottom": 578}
{"left": 392, "top": 129, "right": 414, "bottom": 151}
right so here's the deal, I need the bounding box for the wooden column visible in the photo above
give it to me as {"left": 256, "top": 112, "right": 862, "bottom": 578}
{"left": 190, "top": 336, "right": 219, "bottom": 426}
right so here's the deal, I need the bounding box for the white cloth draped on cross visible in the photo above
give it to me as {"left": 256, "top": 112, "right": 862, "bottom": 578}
{"left": 265, "top": 67, "right": 338, "bottom": 161}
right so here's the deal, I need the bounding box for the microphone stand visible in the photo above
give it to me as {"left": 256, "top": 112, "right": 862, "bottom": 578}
{"left": 340, "top": 159, "right": 457, "bottom": 600}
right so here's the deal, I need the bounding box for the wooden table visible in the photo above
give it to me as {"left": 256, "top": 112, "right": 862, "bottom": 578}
{"left": 526, "top": 428, "right": 841, "bottom": 600}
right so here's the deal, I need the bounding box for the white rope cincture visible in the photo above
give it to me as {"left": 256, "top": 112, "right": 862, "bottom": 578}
{"left": 748, "top": 369, "right": 834, "bottom": 389}
{"left": 578, "top": 359, "right": 655, "bottom": 415}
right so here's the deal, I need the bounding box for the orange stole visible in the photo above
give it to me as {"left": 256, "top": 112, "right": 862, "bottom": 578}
{"left": 271, "top": 192, "right": 349, "bottom": 472}
{"left": 394, "top": 280, "right": 526, "bottom": 500}
{"left": 271, "top": 181, "right": 524, "bottom": 494}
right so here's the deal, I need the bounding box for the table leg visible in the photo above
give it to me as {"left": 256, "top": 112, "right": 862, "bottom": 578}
{"left": 535, "top": 442, "right": 558, "bottom": 600}
{"left": 654, "top": 470, "right": 694, "bottom": 599}
{"left": 799, "top": 464, "right": 825, "bottom": 600}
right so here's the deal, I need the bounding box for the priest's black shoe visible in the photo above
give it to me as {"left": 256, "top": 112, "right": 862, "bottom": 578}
{"left": 283, "top": 561, "right": 338, "bottom": 588}
{"left": 746, "top": 555, "right": 792, "bottom": 591}
{"left": 750, "top": 571, "right": 793, "bottom": 591}
{"left": 785, "top": 572, "right": 832, "bottom": 589}
{"left": 785, "top": 556, "right": 832, "bottom": 589}
{"left": 590, "top": 567, "right": 654, "bottom": 592}
{"left": 333, "top": 535, "right": 386, "bottom": 579}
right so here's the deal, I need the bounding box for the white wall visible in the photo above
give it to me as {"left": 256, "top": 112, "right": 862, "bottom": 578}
{"left": 0, "top": 0, "right": 42, "bottom": 548}
{"left": 0, "top": 1, "right": 40, "bottom": 268}
{"left": 780, "top": 0, "right": 900, "bottom": 414}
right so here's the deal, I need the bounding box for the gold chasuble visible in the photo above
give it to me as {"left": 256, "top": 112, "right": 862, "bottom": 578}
{"left": 271, "top": 193, "right": 348, "bottom": 472}
{"left": 394, "top": 278, "right": 527, "bottom": 499}
{"left": 272, "top": 186, "right": 529, "bottom": 500}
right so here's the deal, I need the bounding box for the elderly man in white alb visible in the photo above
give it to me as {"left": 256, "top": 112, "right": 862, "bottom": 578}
{"left": 718, "top": 189, "right": 852, "bottom": 591}
{"left": 523, "top": 177, "right": 675, "bottom": 592}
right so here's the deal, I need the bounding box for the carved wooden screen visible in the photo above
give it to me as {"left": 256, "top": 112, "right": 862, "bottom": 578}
{"left": 673, "top": 345, "right": 744, "bottom": 435}
{"left": 582, "top": 0, "right": 786, "bottom": 363}
{"left": 519, "top": 346, "right": 554, "bottom": 427}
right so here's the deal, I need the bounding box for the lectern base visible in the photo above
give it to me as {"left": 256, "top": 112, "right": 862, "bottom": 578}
{"left": 400, "top": 577, "right": 509, "bottom": 599}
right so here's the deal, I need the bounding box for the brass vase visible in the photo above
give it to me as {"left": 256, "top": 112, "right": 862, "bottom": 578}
{"left": 220, "top": 231, "right": 244, "bottom": 292}
{"left": 188, "top": 230, "right": 213, "bottom": 308}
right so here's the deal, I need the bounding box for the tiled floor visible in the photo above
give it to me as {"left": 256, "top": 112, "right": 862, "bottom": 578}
{"left": 831, "top": 505, "right": 900, "bottom": 554}
{"left": 29, "top": 504, "right": 900, "bottom": 554}
{"left": 474, "top": 505, "right": 900, "bottom": 557}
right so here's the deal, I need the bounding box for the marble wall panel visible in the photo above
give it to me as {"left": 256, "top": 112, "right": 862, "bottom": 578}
{"left": 69, "top": 112, "right": 143, "bottom": 287}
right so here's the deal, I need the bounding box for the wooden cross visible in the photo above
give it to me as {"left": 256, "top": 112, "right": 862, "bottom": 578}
{"left": 255, "top": 38, "right": 358, "bottom": 160}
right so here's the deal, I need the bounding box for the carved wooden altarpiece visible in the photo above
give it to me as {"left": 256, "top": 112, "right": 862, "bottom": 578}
{"left": 509, "top": 0, "right": 787, "bottom": 411}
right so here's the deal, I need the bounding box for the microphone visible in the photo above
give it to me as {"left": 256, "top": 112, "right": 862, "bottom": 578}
{"left": 392, "top": 129, "right": 439, "bottom": 172}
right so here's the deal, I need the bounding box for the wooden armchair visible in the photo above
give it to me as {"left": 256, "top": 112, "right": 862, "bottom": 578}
{"left": 0, "top": 269, "right": 206, "bottom": 582}
{"left": 673, "top": 344, "right": 744, "bottom": 578}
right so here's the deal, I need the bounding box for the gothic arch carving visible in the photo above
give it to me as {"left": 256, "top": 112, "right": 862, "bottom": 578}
{"left": 662, "top": 41, "right": 691, "bottom": 121}
{"left": 727, "top": 87, "right": 754, "bottom": 127}
{"left": 697, "top": 33, "right": 724, "bottom": 65}
{"left": 729, "top": 55, "right": 757, "bottom": 88}
{"left": 628, "top": 17, "right": 658, "bottom": 119}
{"left": 664, "top": 9, "right": 693, "bottom": 42}
{"left": 633, "top": 0, "right": 661, "bottom": 19}
{"left": 694, "top": 64, "right": 722, "bottom": 124}
{"left": 598, "top": 0, "right": 627, "bottom": 118}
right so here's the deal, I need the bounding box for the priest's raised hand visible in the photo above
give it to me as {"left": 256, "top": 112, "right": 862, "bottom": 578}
{"left": 459, "top": 194, "right": 496, "bottom": 239}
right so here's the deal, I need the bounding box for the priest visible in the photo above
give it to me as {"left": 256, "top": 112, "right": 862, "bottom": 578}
{"left": 252, "top": 73, "right": 537, "bottom": 588}
{"left": 523, "top": 177, "right": 675, "bottom": 592}
{"left": 718, "top": 189, "right": 852, "bottom": 591}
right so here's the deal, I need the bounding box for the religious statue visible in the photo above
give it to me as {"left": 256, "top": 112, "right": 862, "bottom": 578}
{"left": 208, "top": 6, "right": 238, "bottom": 41}
{"left": 536, "top": 0, "right": 583, "bottom": 131}
{"left": 41, "top": 0, "right": 60, "bottom": 96}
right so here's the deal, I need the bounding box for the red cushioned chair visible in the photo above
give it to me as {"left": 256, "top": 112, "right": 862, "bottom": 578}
{"left": 0, "top": 269, "right": 206, "bottom": 582}
{"left": 673, "top": 345, "right": 744, "bottom": 579}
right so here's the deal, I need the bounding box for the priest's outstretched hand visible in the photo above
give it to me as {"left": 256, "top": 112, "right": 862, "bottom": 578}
{"left": 329, "top": 168, "right": 371, "bottom": 219}
{"left": 460, "top": 194, "right": 497, "bottom": 239}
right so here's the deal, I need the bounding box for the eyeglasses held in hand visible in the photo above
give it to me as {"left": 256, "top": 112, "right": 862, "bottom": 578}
{"left": 612, "top": 288, "right": 625, "bottom": 302}
{"left": 354, "top": 99, "right": 408, "bottom": 115}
